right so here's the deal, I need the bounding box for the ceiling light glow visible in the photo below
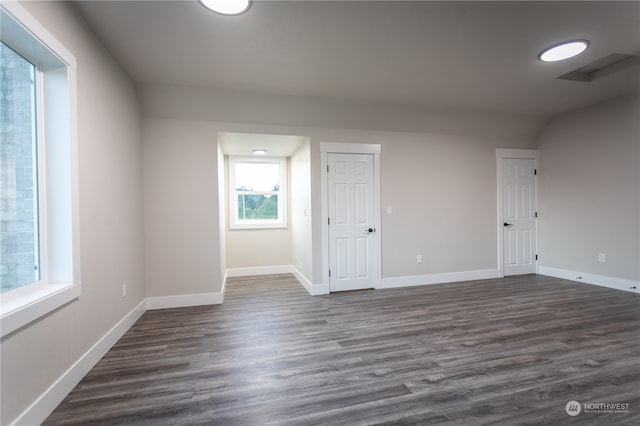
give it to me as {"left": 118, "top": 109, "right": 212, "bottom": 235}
{"left": 198, "top": 0, "right": 251, "bottom": 16}
{"left": 252, "top": 149, "right": 267, "bottom": 155}
{"left": 539, "top": 40, "right": 589, "bottom": 62}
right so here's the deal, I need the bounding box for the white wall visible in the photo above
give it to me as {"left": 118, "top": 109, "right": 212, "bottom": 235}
{"left": 217, "top": 142, "right": 227, "bottom": 286}
{"left": 538, "top": 93, "right": 640, "bottom": 285}
{"left": 290, "top": 140, "right": 313, "bottom": 278}
{"left": 0, "top": 2, "right": 145, "bottom": 424}
{"left": 225, "top": 228, "right": 292, "bottom": 269}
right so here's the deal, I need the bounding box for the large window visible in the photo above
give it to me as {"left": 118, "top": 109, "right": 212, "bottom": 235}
{"left": 1, "top": 42, "right": 40, "bottom": 293}
{"left": 0, "top": 3, "right": 79, "bottom": 338}
{"left": 229, "top": 157, "right": 287, "bottom": 229}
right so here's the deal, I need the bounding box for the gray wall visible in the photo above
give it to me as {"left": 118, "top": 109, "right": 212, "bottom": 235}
{"left": 138, "top": 84, "right": 542, "bottom": 287}
{"left": 538, "top": 93, "right": 640, "bottom": 282}
{"left": 142, "top": 119, "right": 223, "bottom": 298}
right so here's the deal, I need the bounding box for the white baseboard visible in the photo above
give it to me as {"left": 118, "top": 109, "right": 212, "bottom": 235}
{"left": 382, "top": 268, "right": 500, "bottom": 289}
{"left": 290, "top": 266, "right": 329, "bottom": 296}
{"left": 225, "top": 265, "right": 292, "bottom": 278}
{"left": 539, "top": 266, "right": 640, "bottom": 294}
{"left": 12, "top": 299, "right": 147, "bottom": 426}
{"left": 221, "top": 270, "right": 228, "bottom": 302}
{"left": 146, "top": 292, "right": 223, "bottom": 310}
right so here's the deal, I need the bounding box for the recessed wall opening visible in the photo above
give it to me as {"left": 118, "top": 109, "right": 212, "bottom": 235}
{"left": 218, "top": 132, "right": 312, "bottom": 282}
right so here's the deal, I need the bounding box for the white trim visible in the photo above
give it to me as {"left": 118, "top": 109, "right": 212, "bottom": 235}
{"left": 496, "top": 148, "right": 540, "bottom": 160}
{"left": 0, "top": 3, "right": 81, "bottom": 338}
{"left": 225, "top": 265, "right": 292, "bottom": 277}
{"left": 221, "top": 269, "right": 229, "bottom": 300}
{"left": 1, "top": 2, "right": 77, "bottom": 69}
{"left": 373, "top": 153, "right": 382, "bottom": 289}
{"left": 320, "top": 152, "right": 330, "bottom": 292}
{"left": 539, "top": 266, "right": 640, "bottom": 294}
{"left": 319, "top": 142, "right": 381, "bottom": 154}
{"left": 382, "top": 269, "right": 500, "bottom": 289}
{"left": 291, "top": 265, "right": 328, "bottom": 296}
{"left": 10, "top": 299, "right": 146, "bottom": 426}
{"left": 495, "top": 148, "right": 540, "bottom": 277}
{"left": 320, "top": 143, "right": 382, "bottom": 292}
{"left": 146, "top": 292, "right": 223, "bottom": 310}
{"left": 0, "top": 283, "right": 80, "bottom": 338}
{"left": 228, "top": 156, "right": 288, "bottom": 230}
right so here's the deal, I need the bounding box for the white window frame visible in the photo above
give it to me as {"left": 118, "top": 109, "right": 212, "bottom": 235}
{"left": 228, "top": 156, "right": 288, "bottom": 230}
{"left": 0, "top": 3, "right": 80, "bottom": 338}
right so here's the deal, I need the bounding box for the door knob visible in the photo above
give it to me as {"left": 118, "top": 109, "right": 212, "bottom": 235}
{"left": 503, "top": 222, "right": 513, "bottom": 227}
{"left": 368, "top": 228, "right": 375, "bottom": 233}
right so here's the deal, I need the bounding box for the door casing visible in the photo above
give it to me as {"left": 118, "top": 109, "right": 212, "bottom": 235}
{"left": 496, "top": 149, "right": 540, "bottom": 277}
{"left": 321, "top": 142, "right": 381, "bottom": 292}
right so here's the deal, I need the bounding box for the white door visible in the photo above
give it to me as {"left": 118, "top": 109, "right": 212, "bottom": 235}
{"left": 328, "top": 153, "right": 376, "bottom": 291}
{"left": 502, "top": 158, "right": 537, "bottom": 275}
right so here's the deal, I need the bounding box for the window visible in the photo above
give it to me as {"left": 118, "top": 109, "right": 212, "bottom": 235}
{"left": 1, "top": 42, "right": 40, "bottom": 293}
{"left": 229, "top": 157, "right": 287, "bottom": 229}
{"left": 0, "top": 3, "right": 80, "bottom": 338}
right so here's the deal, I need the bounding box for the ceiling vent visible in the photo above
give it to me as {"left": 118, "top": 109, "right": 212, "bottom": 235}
{"left": 557, "top": 53, "right": 640, "bottom": 82}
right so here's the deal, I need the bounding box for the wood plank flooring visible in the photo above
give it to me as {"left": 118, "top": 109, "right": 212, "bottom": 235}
{"left": 45, "top": 274, "right": 640, "bottom": 425}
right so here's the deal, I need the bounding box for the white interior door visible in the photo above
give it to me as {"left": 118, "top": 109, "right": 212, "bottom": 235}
{"left": 502, "top": 158, "right": 537, "bottom": 275}
{"left": 328, "top": 153, "right": 376, "bottom": 291}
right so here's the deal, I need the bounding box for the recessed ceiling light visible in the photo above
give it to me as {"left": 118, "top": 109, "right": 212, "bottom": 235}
{"left": 252, "top": 149, "right": 267, "bottom": 155}
{"left": 198, "top": 0, "right": 251, "bottom": 16}
{"left": 539, "top": 40, "right": 589, "bottom": 62}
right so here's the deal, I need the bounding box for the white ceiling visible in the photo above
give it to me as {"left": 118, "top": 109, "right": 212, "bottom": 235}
{"left": 74, "top": 0, "right": 640, "bottom": 118}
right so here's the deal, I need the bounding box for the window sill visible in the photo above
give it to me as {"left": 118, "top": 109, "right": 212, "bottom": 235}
{"left": 230, "top": 222, "right": 288, "bottom": 230}
{"left": 0, "top": 282, "right": 80, "bottom": 338}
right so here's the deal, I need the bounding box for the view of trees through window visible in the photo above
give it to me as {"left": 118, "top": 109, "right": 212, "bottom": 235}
{"left": 233, "top": 160, "right": 282, "bottom": 224}
{"left": 237, "top": 192, "right": 278, "bottom": 220}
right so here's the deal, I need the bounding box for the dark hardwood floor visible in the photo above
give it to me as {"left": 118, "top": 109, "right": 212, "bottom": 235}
{"left": 45, "top": 274, "right": 640, "bottom": 425}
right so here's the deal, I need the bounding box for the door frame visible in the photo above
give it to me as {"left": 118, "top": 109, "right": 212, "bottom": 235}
{"left": 496, "top": 149, "right": 540, "bottom": 278}
{"left": 321, "top": 142, "right": 381, "bottom": 291}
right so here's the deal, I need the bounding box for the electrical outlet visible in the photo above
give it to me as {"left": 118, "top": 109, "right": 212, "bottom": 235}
{"left": 598, "top": 253, "right": 606, "bottom": 263}
{"left": 122, "top": 284, "right": 127, "bottom": 298}
{"left": 417, "top": 254, "right": 422, "bottom": 264}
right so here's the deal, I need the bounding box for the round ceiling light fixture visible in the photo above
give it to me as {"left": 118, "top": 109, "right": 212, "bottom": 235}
{"left": 198, "top": 0, "right": 251, "bottom": 16}
{"left": 252, "top": 149, "right": 267, "bottom": 155}
{"left": 538, "top": 40, "right": 589, "bottom": 62}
